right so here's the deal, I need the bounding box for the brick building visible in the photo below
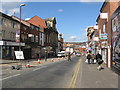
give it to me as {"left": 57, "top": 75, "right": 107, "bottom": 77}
{"left": 96, "top": 0, "right": 120, "bottom": 68}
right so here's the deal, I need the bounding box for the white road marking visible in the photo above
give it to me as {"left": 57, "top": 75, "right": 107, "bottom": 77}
{"left": 0, "top": 74, "right": 21, "bottom": 81}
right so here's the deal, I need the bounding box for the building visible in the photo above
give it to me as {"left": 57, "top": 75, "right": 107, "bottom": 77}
{"left": 111, "top": 6, "right": 120, "bottom": 74}
{"left": 0, "top": 12, "right": 25, "bottom": 59}
{"left": 96, "top": 0, "right": 120, "bottom": 68}
{"left": 86, "top": 26, "right": 97, "bottom": 54}
{"left": 63, "top": 42, "right": 86, "bottom": 54}
{"left": 27, "top": 16, "right": 47, "bottom": 58}
{"left": 45, "top": 17, "right": 58, "bottom": 56}
{"left": 58, "top": 34, "right": 64, "bottom": 52}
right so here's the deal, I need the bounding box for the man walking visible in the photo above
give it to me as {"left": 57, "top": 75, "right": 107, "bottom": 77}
{"left": 68, "top": 52, "right": 71, "bottom": 61}
{"left": 96, "top": 52, "right": 104, "bottom": 70}
{"left": 87, "top": 52, "right": 91, "bottom": 64}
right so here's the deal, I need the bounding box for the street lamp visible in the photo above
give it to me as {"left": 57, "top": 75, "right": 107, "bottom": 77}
{"left": 19, "top": 4, "right": 26, "bottom": 51}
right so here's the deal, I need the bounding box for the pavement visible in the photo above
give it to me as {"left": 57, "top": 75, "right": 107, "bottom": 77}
{"left": 76, "top": 56, "right": 119, "bottom": 88}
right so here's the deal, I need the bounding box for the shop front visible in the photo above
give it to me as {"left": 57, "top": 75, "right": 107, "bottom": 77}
{"left": 111, "top": 6, "right": 120, "bottom": 74}
{"left": 0, "top": 41, "right": 25, "bottom": 59}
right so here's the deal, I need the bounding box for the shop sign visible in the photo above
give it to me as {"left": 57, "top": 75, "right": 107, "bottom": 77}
{"left": 0, "top": 41, "right": 3, "bottom": 45}
{"left": 100, "top": 13, "right": 108, "bottom": 19}
{"left": 5, "top": 41, "right": 25, "bottom": 46}
{"left": 15, "top": 51, "right": 24, "bottom": 59}
{"left": 100, "top": 33, "right": 108, "bottom": 40}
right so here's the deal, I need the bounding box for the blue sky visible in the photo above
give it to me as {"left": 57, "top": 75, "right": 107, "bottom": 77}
{"left": 1, "top": 2, "right": 103, "bottom": 42}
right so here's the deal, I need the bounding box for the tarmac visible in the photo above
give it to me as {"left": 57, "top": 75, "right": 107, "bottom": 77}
{"left": 0, "top": 56, "right": 120, "bottom": 89}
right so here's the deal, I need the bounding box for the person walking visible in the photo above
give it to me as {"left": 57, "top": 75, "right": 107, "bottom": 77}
{"left": 68, "top": 52, "right": 71, "bottom": 61}
{"left": 91, "top": 54, "right": 95, "bottom": 64}
{"left": 87, "top": 52, "right": 91, "bottom": 64}
{"left": 96, "top": 52, "right": 104, "bottom": 70}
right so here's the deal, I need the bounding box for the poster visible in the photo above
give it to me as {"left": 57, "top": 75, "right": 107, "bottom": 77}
{"left": 15, "top": 51, "right": 24, "bottom": 59}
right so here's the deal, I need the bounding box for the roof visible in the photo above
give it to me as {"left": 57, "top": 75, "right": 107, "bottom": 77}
{"left": 45, "top": 17, "right": 56, "bottom": 24}
{"left": 100, "top": 1, "right": 108, "bottom": 12}
{"left": 12, "top": 16, "right": 30, "bottom": 27}
{"left": 0, "top": 12, "right": 19, "bottom": 23}
{"left": 28, "top": 16, "right": 47, "bottom": 28}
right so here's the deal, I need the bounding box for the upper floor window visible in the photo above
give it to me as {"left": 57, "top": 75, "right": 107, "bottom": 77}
{"left": 36, "top": 36, "right": 38, "bottom": 42}
{"left": 36, "top": 27, "right": 39, "bottom": 31}
{"left": 31, "top": 25, "right": 34, "bottom": 30}
{"left": 24, "top": 26, "right": 27, "bottom": 30}
{"left": 103, "top": 23, "right": 106, "bottom": 33}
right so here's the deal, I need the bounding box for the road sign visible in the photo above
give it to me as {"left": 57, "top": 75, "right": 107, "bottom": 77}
{"left": 15, "top": 51, "right": 24, "bottom": 59}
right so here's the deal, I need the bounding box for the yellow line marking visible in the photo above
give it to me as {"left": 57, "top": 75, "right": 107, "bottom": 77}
{"left": 68, "top": 59, "right": 81, "bottom": 88}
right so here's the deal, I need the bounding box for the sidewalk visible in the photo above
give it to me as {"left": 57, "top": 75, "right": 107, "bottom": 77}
{"left": 76, "top": 56, "right": 119, "bottom": 88}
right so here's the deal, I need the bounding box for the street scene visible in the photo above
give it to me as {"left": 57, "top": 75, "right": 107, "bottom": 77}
{"left": 0, "top": 0, "right": 120, "bottom": 89}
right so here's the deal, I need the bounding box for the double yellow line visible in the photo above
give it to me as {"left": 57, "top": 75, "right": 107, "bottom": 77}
{"left": 68, "top": 59, "right": 81, "bottom": 88}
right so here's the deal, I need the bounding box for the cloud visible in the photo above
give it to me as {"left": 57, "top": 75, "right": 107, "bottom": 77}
{"left": 1, "top": 2, "right": 26, "bottom": 16}
{"left": 58, "top": 9, "right": 64, "bottom": 12}
{"left": 7, "top": 8, "right": 19, "bottom": 16}
{"left": 69, "top": 36, "right": 78, "bottom": 41}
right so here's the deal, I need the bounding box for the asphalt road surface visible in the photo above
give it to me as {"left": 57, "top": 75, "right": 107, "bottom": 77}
{"left": 2, "top": 56, "right": 81, "bottom": 88}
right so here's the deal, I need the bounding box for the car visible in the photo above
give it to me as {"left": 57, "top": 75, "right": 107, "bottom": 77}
{"left": 76, "top": 52, "right": 81, "bottom": 57}
{"left": 57, "top": 51, "right": 68, "bottom": 57}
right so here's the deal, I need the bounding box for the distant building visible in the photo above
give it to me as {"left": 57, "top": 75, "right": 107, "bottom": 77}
{"left": 58, "top": 34, "right": 64, "bottom": 52}
{"left": 63, "top": 42, "right": 87, "bottom": 54}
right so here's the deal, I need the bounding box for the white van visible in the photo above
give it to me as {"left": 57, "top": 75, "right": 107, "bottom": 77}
{"left": 57, "top": 51, "right": 68, "bottom": 57}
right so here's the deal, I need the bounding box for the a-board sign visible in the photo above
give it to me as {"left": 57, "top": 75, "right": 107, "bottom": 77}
{"left": 15, "top": 51, "right": 24, "bottom": 59}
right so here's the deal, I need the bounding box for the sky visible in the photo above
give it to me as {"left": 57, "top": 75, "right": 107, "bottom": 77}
{"left": 1, "top": 1, "right": 103, "bottom": 42}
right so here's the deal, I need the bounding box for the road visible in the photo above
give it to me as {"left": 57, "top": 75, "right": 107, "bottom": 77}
{"left": 2, "top": 56, "right": 81, "bottom": 88}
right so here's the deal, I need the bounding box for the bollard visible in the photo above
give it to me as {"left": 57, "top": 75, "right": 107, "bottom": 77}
{"left": 27, "top": 63, "right": 31, "bottom": 68}
{"left": 38, "top": 59, "right": 41, "bottom": 64}
{"left": 52, "top": 59, "right": 54, "bottom": 62}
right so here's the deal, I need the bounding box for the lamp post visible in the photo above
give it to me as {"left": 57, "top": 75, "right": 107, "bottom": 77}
{"left": 19, "top": 4, "right": 25, "bottom": 51}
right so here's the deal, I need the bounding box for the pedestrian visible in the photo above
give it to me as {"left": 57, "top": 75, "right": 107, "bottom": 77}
{"left": 86, "top": 51, "right": 92, "bottom": 64}
{"left": 68, "top": 52, "right": 71, "bottom": 61}
{"left": 96, "top": 52, "right": 104, "bottom": 71}
{"left": 91, "top": 54, "right": 95, "bottom": 64}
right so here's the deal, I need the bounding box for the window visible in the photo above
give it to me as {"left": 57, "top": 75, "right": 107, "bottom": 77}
{"left": 36, "top": 36, "right": 38, "bottom": 42}
{"left": 24, "top": 26, "right": 27, "bottom": 30}
{"left": 31, "top": 25, "right": 34, "bottom": 30}
{"left": 36, "top": 27, "right": 39, "bottom": 31}
{"left": 31, "top": 35, "right": 34, "bottom": 42}
{"left": 0, "top": 18, "right": 3, "bottom": 25}
{"left": 103, "top": 23, "right": 106, "bottom": 33}
{"left": 41, "top": 33, "right": 42, "bottom": 38}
